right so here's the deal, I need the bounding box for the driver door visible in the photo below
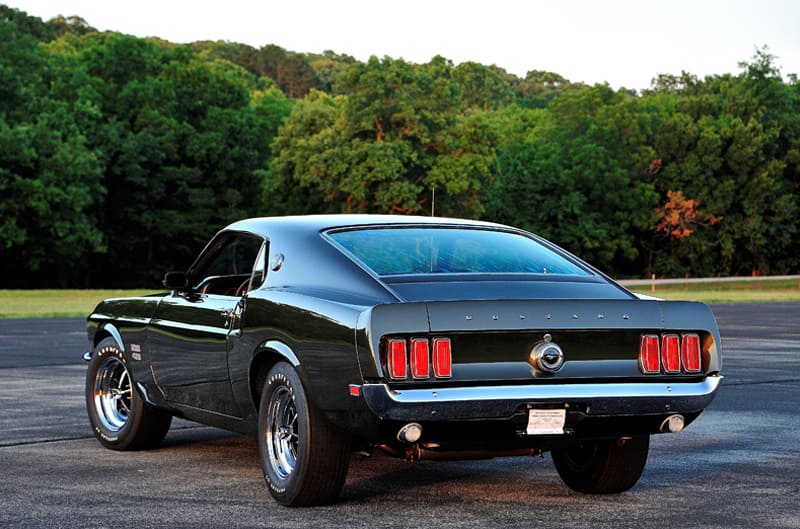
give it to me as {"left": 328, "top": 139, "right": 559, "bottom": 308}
{"left": 148, "top": 232, "right": 263, "bottom": 417}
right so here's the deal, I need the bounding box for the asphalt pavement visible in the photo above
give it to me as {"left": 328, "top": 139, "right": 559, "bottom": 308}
{"left": 1, "top": 303, "right": 798, "bottom": 528}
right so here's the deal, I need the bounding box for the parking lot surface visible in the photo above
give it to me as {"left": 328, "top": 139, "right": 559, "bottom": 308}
{"left": 1, "top": 303, "right": 798, "bottom": 528}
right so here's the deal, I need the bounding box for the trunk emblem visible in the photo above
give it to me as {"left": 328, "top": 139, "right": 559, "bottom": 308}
{"left": 530, "top": 336, "right": 565, "bottom": 374}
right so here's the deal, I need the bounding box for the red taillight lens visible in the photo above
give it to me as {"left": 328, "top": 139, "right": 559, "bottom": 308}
{"left": 661, "top": 334, "right": 681, "bottom": 373}
{"left": 432, "top": 337, "right": 452, "bottom": 378}
{"left": 387, "top": 338, "right": 408, "bottom": 380}
{"left": 410, "top": 338, "right": 430, "bottom": 379}
{"left": 681, "top": 334, "right": 702, "bottom": 373}
{"left": 639, "top": 335, "right": 660, "bottom": 374}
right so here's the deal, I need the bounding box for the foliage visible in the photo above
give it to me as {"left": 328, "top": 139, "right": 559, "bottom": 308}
{"left": 270, "top": 56, "right": 499, "bottom": 218}
{"left": 645, "top": 49, "right": 799, "bottom": 276}
{"left": 654, "top": 190, "right": 722, "bottom": 239}
{"left": 486, "top": 88, "right": 660, "bottom": 275}
{"left": 0, "top": 6, "right": 798, "bottom": 287}
{"left": 1, "top": 9, "right": 291, "bottom": 287}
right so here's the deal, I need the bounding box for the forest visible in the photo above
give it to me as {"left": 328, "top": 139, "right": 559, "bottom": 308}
{"left": 1, "top": 6, "right": 798, "bottom": 288}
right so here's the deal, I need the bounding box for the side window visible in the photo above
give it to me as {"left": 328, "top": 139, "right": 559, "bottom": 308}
{"left": 192, "top": 234, "right": 263, "bottom": 295}
{"left": 249, "top": 241, "right": 268, "bottom": 290}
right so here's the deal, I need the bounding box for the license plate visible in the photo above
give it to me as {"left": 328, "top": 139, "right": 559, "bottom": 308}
{"left": 526, "top": 408, "right": 566, "bottom": 435}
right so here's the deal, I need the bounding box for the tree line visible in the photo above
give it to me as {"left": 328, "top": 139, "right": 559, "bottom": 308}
{"left": 1, "top": 6, "right": 798, "bottom": 288}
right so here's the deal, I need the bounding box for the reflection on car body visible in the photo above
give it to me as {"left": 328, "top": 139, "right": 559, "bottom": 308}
{"left": 84, "top": 215, "right": 722, "bottom": 506}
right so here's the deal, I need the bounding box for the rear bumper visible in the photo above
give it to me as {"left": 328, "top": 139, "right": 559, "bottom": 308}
{"left": 361, "top": 375, "right": 722, "bottom": 422}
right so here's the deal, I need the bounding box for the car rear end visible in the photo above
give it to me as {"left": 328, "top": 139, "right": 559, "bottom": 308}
{"left": 355, "top": 297, "right": 722, "bottom": 452}
{"left": 324, "top": 222, "right": 722, "bottom": 454}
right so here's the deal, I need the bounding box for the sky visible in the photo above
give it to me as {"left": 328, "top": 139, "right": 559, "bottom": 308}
{"left": 9, "top": 0, "right": 800, "bottom": 90}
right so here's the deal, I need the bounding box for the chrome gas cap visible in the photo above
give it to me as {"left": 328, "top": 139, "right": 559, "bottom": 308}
{"left": 530, "top": 334, "right": 565, "bottom": 374}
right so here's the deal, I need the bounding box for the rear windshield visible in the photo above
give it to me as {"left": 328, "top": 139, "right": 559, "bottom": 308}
{"left": 328, "top": 227, "right": 589, "bottom": 276}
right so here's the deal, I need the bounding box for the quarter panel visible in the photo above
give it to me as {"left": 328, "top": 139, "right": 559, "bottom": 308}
{"left": 229, "top": 291, "right": 369, "bottom": 432}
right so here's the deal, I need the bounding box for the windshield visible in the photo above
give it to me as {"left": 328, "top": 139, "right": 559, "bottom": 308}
{"left": 328, "top": 227, "right": 590, "bottom": 277}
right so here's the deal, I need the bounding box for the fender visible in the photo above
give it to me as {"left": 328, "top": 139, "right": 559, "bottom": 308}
{"left": 246, "top": 339, "right": 307, "bottom": 407}
{"left": 257, "top": 339, "right": 301, "bottom": 367}
{"left": 87, "top": 321, "right": 125, "bottom": 354}
{"left": 236, "top": 339, "right": 307, "bottom": 429}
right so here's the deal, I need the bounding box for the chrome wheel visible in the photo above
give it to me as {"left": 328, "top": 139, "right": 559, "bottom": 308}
{"left": 93, "top": 355, "right": 132, "bottom": 431}
{"left": 258, "top": 362, "right": 351, "bottom": 506}
{"left": 86, "top": 338, "right": 172, "bottom": 450}
{"left": 266, "top": 386, "right": 299, "bottom": 480}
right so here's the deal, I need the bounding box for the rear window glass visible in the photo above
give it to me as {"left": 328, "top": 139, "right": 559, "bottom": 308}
{"left": 328, "top": 227, "right": 589, "bottom": 276}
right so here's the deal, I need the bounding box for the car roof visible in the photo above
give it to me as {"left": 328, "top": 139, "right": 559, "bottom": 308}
{"left": 225, "top": 214, "right": 506, "bottom": 235}
{"left": 216, "top": 215, "right": 521, "bottom": 305}
{"left": 215, "top": 215, "right": 625, "bottom": 305}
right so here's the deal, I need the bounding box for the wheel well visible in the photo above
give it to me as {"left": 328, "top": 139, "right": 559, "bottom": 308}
{"left": 249, "top": 350, "right": 289, "bottom": 408}
{"left": 93, "top": 329, "right": 112, "bottom": 347}
{"left": 91, "top": 324, "right": 124, "bottom": 351}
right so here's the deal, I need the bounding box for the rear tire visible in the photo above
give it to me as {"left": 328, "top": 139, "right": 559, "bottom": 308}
{"left": 85, "top": 337, "right": 172, "bottom": 451}
{"left": 551, "top": 435, "right": 649, "bottom": 493}
{"left": 258, "top": 362, "right": 350, "bottom": 506}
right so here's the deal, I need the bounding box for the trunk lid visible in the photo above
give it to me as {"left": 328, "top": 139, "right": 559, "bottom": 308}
{"left": 359, "top": 298, "right": 721, "bottom": 384}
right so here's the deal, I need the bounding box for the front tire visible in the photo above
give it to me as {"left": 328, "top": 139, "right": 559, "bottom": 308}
{"left": 551, "top": 435, "right": 649, "bottom": 493}
{"left": 258, "top": 362, "right": 350, "bottom": 506}
{"left": 85, "top": 337, "right": 171, "bottom": 451}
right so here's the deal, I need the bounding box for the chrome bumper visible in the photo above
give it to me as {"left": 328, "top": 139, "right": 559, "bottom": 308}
{"left": 361, "top": 376, "right": 722, "bottom": 422}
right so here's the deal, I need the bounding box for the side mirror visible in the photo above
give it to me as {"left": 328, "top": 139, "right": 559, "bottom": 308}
{"left": 162, "top": 271, "right": 188, "bottom": 290}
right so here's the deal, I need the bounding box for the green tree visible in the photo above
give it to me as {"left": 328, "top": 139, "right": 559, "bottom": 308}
{"left": 256, "top": 45, "right": 318, "bottom": 97}
{"left": 515, "top": 70, "right": 582, "bottom": 108}
{"left": 191, "top": 40, "right": 260, "bottom": 77}
{"left": 452, "top": 62, "right": 516, "bottom": 110}
{"left": 37, "top": 32, "right": 293, "bottom": 286}
{"left": 270, "top": 56, "right": 498, "bottom": 217}
{"left": 0, "top": 5, "right": 55, "bottom": 41}
{"left": 0, "top": 16, "right": 104, "bottom": 286}
{"left": 646, "top": 49, "right": 798, "bottom": 276}
{"left": 306, "top": 50, "right": 357, "bottom": 93}
{"left": 487, "top": 87, "right": 659, "bottom": 275}
{"left": 49, "top": 15, "right": 96, "bottom": 37}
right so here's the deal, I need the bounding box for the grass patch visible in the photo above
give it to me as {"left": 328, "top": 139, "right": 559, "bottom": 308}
{"left": 0, "top": 289, "right": 159, "bottom": 318}
{"left": 627, "top": 278, "right": 800, "bottom": 303}
{"left": 1, "top": 279, "right": 798, "bottom": 318}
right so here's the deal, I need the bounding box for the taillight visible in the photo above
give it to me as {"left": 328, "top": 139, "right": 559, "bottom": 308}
{"left": 410, "top": 338, "right": 430, "bottom": 379}
{"left": 640, "top": 332, "right": 705, "bottom": 375}
{"left": 386, "top": 336, "right": 452, "bottom": 380}
{"left": 661, "top": 334, "right": 681, "bottom": 373}
{"left": 432, "top": 337, "right": 452, "bottom": 378}
{"left": 387, "top": 338, "right": 408, "bottom": 380}
{"left": 681, "top": 334, "right": 702, "bottom": 373}
{"left": 639, "top": 335, "right": 660, "bottom": 374}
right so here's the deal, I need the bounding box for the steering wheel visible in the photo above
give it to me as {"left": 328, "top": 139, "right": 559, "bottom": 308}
{"left": 234, "top": 278, "right": 250, "bottom": 297}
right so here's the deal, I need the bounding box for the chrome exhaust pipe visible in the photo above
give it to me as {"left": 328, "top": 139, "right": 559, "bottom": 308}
{"left": 397, "top": 422, "right": 423, "bottom": 443}
{"left": 660, "top": 414, "right": 685, "bottom": 433}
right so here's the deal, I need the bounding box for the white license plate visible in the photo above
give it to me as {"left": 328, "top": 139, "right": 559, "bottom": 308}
{"left": 526, "top": 408, "right": 566, "bottom": 435}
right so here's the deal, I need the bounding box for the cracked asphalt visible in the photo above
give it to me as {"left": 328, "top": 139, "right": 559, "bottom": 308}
{"left": 1, "top": 303, "right": 798, "bottom": 528}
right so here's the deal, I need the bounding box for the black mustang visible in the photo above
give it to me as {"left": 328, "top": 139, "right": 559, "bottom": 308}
{"left": 84, "top": 215, "right": 722, "bottom": 506}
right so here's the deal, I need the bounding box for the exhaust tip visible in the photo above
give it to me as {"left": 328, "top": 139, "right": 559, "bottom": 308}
{"left": 397, "top": 422, "right": 423, "bottom": 443}
{"left": 660, "top": 414, "right": 685, "bottom": 433}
